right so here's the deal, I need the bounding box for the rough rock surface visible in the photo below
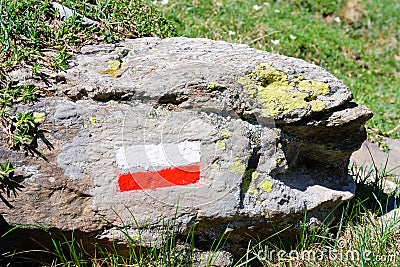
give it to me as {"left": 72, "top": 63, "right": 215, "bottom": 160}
{"left": 351, "top": 138, "right": 400, "bottom": 179}
{"left": 1, "top": 37, "right": 372, "bottom": 256}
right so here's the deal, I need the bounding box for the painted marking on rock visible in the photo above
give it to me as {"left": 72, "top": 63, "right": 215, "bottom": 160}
{"left": 116, "top": 141, "right": 201, "bottom": 191}
{"left": 118, "top": 164, "right": 200, "bottom": 191}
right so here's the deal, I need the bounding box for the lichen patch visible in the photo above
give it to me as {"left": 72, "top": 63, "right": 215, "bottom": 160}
{"left": 33, "top": 112, "right": 46, "bottom": 124}
{"left": 237, "top": 63, "right": 331, "bottom": 117}
{"left": 215, "top": 131, "right": 230, "bottom": 150}
{"left": 258, "top": 180, "right": 273, "bottom": 193}
{"left": 215, "top": 139, "right": 226, "bottom": 150}
{"left": 228, "top": 157, "right": 246, "bottom": 174}
{"left": 298, "top": 80, "right": 330, "bottom": 95}
{"left": 100, "top": 60, "right": 125, "bottom": 78}
{"left": 256, "top": 63, "right": 288, "bottom": 83}
{"left": 88, "top": 116, "right": 97, "bottom": 125}
{"left": 310, "top": 99, "right": 326, "bottom": 112}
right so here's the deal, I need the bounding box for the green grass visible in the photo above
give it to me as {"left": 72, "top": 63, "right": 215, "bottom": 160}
{"left": 158, "top": 0, "right": 400, "bottom": 139}
{"left": 0, "top": 82, "right": 43, "bottom": 201}
{"left": 1, "top": 209, "right": 227, "bottom": 266}
{"left": 0, "top": 0, "right": 175, "bottom": 70}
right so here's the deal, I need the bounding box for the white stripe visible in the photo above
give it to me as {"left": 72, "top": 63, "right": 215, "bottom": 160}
{"left": 116, "top": 141, "right": 201, "bottom": 170}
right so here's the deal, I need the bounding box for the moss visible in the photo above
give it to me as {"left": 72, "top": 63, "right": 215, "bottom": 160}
{"left": 228, "top": 157, "right": 246, "bottom": 174}
{"left": 247, "top": 171, "right": 260, "bottom": 195}
{"left": 237, "top": 63, "right": 331, "bottom": 117}
{"left": 242, "top": 169, "right": 260, "bottom": 194}
{"left": 242, "top": 169, "right": 252, "bottom": 193}
{"left": 258, "top": 179, "right": 273, "bottom": 193}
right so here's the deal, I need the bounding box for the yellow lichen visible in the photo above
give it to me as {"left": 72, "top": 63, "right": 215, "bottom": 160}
{"left": 228, "top": 157, "right": 246, "bottom": 174}
{"left": 215, "top": 140, "right": 226, "bottom": 150}
{"left": 100, "top": 60, "right": 125, "bottom": 78}
{"left": 207, "top": 82, "right": 218, "bottom": 90}
{"left": 33, "top": 112, "right": 45, "bottom": 124}
{"left": 256, "top": 63, "right": 287, "bottom": 83}
{"left": 298, "top": 80, "right": 330, "bottom": 95}
{"left": 310, "top": 99, "right": 326, "bottom": 111}
{"left": 276, "top": 156, "right": 285, "bottom": 166}
{"left": 209, "top": 162, "right": 219, "bottom": 168}
{"left": 221, "top": 131, "right": 230, "bottom": 139}
{"left": 131, "top": 234, "right": 141, "bottom": 242}
{"left": 292, "top": 75, "right": 304, "bottom": 83}
{"left": 258, "top": 180, "right": 273, "bottom": 193}
{"left": 88, "top": 116, "right": 96, "bottom": 125}
{"left": 108, "top": 60, "right": 121, "bottom": 71}
{"left": 215, "top": 131, "right": 230, "bottom": 150}
{"left": 258, "top": 86, "right": 308, "bottom": 116}
{"left": 237, "top": 76, "right": 257, "bottom": 98}
{"left": 237, "top": 63, "right": 331, "bottom": 117}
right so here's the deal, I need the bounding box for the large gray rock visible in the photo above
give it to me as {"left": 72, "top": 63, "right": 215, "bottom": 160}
{"left": 1, "top": 37, "right": 372, "bottom": 256}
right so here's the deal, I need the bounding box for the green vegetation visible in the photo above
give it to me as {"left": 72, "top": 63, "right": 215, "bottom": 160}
{"left": 0, "top": 81, "right": 44, "bottom": 195}
{"left": 1, "top": 208, "right": 227, "bottom": 266}
{"left": 0, "top": 0, "right": 175, "bottom": 70}
{"left": 0, "top": 84, "right": 39, "bottom": 149}
{"left": 0, "top": 162, "right": 14, "bottom": 203}
{"left": 158, "top": 0, "right": 400, "bottom": 139}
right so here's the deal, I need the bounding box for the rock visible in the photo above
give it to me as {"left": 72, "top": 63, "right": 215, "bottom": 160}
{"left": 351, "top": 138, "right": 400, "bottom": 180}
{"left": 0, "top": 37, "right": 372, "bottom": 259}
{"left": 52, "top": 2, "right": 99, "bottom": 26}
{"left": 381, "top": 208, "right": 400, "bottom": 227}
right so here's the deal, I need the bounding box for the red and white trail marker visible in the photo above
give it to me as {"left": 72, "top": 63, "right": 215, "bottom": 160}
{"left": 116, "top": 141, "right": 201, "bottom": 191}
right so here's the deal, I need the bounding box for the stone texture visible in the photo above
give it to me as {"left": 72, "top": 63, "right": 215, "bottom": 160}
{"left": 351, "top": 138, "right": 400, "bottom": 180}
{"left": 0, "top": 37, "right": 372, "bottom": 257}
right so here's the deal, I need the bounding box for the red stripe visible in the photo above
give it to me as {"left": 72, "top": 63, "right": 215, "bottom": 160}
{"left": 118, "top": 164, "right": 200, "bottom": 191}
